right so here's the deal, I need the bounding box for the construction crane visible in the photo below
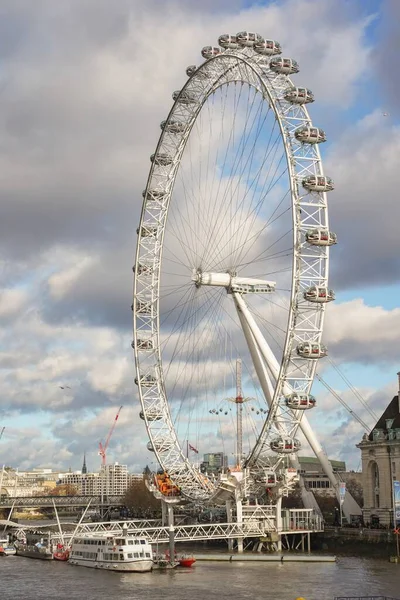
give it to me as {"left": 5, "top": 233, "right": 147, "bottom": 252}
{"left": 98, "top": 406, "right": 123, "bottom": 467}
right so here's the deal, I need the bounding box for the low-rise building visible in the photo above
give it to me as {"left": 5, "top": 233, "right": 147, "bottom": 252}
{"left": 357, "top": 373, "right": 400, "bottom": 527}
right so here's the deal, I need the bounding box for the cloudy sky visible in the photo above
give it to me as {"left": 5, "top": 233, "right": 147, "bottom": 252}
{"left": 0, "top": 0, "right": 399, "bottom": 476}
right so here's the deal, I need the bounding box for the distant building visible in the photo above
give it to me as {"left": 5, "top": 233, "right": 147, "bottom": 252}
{"left": 298, "top": 456, "right": 346, "bottom": 496}
{"left": 201, "top": 452, "right": 228, "bottom": 475}
{"left": 357, "top": 373, "right": 400, "bottom": 527}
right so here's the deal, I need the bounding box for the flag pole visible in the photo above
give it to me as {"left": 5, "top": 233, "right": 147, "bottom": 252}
{"left": 186, "top": 440, "right": 188, "bottom": 459}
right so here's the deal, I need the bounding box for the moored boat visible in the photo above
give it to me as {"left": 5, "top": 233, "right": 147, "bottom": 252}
{"left": 178, "top": 554, "right": 196, "bottom": 568}
{"left": 0, "top": 536, "right": 16, "bottom": 556}
{"left": 68, "top": 531, "right": 153, "bottom": 572}
{"left": 53, "top": 544, "right": 70, "bottom": 561}
{"left": 14, "top": 533, "right": 53, "bottom": 560}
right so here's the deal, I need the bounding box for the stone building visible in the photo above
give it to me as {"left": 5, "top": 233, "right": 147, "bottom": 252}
{"left": 357, "top": 373, "right": 400, "bottom": 527}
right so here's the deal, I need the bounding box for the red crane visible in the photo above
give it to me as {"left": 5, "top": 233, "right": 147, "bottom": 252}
{"left": 98, "top": 406, "right": 123, "bottom": 466}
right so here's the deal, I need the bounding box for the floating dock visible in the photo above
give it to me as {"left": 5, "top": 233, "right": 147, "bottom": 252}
{"left": 194, "top": 553, "right": 336, "bottom": 563}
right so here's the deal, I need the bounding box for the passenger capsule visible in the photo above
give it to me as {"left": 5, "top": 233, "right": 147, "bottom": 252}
{"left": 140, "top": 409, "right": 162, "bottom": 421}
{"left": 270, "top": 436, "right": 301, "bottom": 454}
{"left": 284, "top": 393, "right": 316, "bottom": 410}
{"left": 142, "top": 189, "right": 167, "bottom": 202}
{"left": 201, "top": 46, "right": 221, "bottom": 59}
{"left": 135, "top": 375, "right": 156, "bottom": 387}
{"left": 254, "top": 39, "right": 281, "bottom": 55}
{"left": 133, "top": 339, "right": 154, "bottom": 351}
{"left": 136, "top": 225, "right": 157, "bottom": 238}
{"left": 284, "top": 87, "right": 314, "bottom": 104}
{"left": 269, "top": 57, "right": 299, "bottom": 74}
{"left": 218, "top": 34, "right": 238, "bottom": 49}
{"left": 172, "top": 90, "right": 197, "bottom": 105}
{"left": 236, "top": 31, "right": 264, "bottom": 47}
{"left": 302, "top": 175, "right": 334, "bottom": 192}
{"left": 305, "top": 229, "right": 337, "bottom": 246}
{"left": 136, "top": 299, "right": 152, "bottom": 314}
{"left": 294, "top": 126, "right": 326, "bottom": 144}
{"left": 304, "top": 286, "right": 335, "bottom": 303}
{"left": 296, "top": 342, "right": 327, "bottom": 359}
{"left": 133, "top": 263, "right": 153, "bottom": 276}
{"left": 147, "top": 437, "right": 174, "bottom": 452}
{"left": 255, "top": 470, "right": 278, "bottom": 485}
{"left": 186, "top": 65, "right": 210, "bottom": 79}
{"left": 160, "top": 119, "right": 186, "bottom": 134}
{"left": 150, "top": 152, "right": 173, "bottom": 166}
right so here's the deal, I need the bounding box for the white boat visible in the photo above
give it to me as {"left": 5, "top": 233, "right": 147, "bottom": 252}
{"left": 0, "top": 535, "right": 16, "bottom": 556}
{"left": 68, "top": 532, "right": 153, "bottom": 572}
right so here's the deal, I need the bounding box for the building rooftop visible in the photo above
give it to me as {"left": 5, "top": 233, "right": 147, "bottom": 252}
{"left": 368, "top": 394, "right": 400, "bottom": 441}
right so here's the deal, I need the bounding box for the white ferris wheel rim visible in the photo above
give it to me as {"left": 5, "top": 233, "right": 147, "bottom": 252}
{"left": 133, "top": 39, "right": 332, "bottom": 501}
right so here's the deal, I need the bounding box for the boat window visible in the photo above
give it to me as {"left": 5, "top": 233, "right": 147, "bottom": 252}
{"left": 127, "top": 553, "right": 133, "bottom": 558}
{"left": 128, "top": 540, "right": 134, "bottom": 545}
{"left": 134, "top": 552, "right": 139, "bottom": 558}
{"left": 113, "top": 553, "right": 119, "bottom": 560}
{"left": 140, "top": 540, "right": 146, "bottom": 544}
{"left": 134, "top": 540, "right": 139, "bottom": 545}
{"left": 145, "top": 552, "right": 151, "bottom": 557}
{"left": 120, "top": 555, "right": 124, "bottom": 560}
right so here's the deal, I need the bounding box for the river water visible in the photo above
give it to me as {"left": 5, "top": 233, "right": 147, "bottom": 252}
{"left": 1, "top": 555, "right": 399, "bottom": 600}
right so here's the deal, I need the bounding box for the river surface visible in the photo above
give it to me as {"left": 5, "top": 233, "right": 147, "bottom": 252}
{"left": 1, "top": 555, "right": 399, "bottom": 600}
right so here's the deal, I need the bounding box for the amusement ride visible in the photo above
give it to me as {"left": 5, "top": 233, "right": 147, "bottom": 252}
{"left": 132, "top": 31, "right": 360, "bottom": 536}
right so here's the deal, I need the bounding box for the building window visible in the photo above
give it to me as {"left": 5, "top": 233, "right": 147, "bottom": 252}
{"left": 392, "top": 461, "right": 396, "bottom": 475}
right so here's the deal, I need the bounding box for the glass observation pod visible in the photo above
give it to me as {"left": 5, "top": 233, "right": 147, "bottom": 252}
{"left": 218, "top": 34, "right": 238, "bottom": 49}
{"left": 132, "top": 339, "right": 154, "bottom": 351}
{"left": 133, "top": 263, "right": 153, "bottom": 276}
{"left": 160, "top": 120, "right": 186, "bottom": 134}
{"left": 269, "top": 57, "right": 299, "bottom": 74}
{"left": 236, "top": 31, "right": 264, "bottom": 47}
{"left": 302, "top": 175, "right": 334, "bottom": 192}
{"left": 254, "top": 39, "right": 282, "bottom": 55}
{"left": 256, "top": 471, "right": 278, "bottom": 485}
{"left": 172, "top": 89, "right": 197, "bottom": 105}
{"left": 296, "top": 342, "right": 327, "bottom": 359}
{"left": 136, "top": 225, "right": 157, "bottom": 238}
{"left": 201, "top": 46, "right": 221, "bottom": 59}
{"left": 304, "top": 286, "right": 335, "bottom": 303}
{"left": 150, "top": 152, "right": 173, "bottom": 166}
{"left": 294, "top": 126, "right": 326, "bottom": 144}
{"left": 147, "top": 438, "right": 174, "bottom": 452}
{"left": 186, "top": 65, "right": 211, "bottom": 78}
{"left": 140, "top": 410, "right": 162, "bottom": 421}
{"left": 136, "top": 299, "right": 152, "bottom": 313}
{"left": 142, "top": 189, "right": 166, "bottom": 201}
{"left": 305, "top": 229, "right": 337, "bottom": 246}
{"left": 270, "top": 436, "right": 301, "bottom": 454}
{"left": 135, "top": 375, "right": 157, "bottom": 387}
{"left": 284, "top": 393, "right": 316, "bottom": 410}
{"left": 284, "top": 87, "right": 314, "bottom": 104}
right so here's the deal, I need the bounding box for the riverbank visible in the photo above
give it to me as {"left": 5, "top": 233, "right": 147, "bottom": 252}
{"left": 314, "top": 527, "right": 400, "bottom": 557}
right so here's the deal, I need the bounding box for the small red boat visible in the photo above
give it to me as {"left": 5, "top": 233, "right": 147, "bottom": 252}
{"left": 53, "top": 544, "right": 70, "bottom": 561}
{"left": 178, "top": 555, "right": 196, "bottom": 568}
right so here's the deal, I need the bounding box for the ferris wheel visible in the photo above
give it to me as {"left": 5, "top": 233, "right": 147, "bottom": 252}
{"left": 132, "top": 31, "right": 337, "bottom": 502}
